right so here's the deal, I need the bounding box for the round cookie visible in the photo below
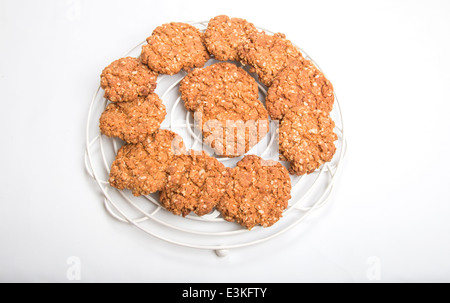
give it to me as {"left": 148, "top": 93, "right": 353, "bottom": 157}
{"left": 266, "top": 60, "right": 334, "bottom": 120}
{"left": 179, "top": 62, "right": 259, "bottom": 112}
{"left": 217, "top": 155, "right": 292, "bottom": 229}
{"left": 238, "top": 32, "right": 303, "bottom": 87}
{"left": 109, "top": 130, "right": 186, "bottom": 196}
{"left": 99, "top": 93, "right": 166, "bottom": 144}
{"left": 203, "top": 15, "right": 258, "bottom": 61}
{"left": 160, "top": 150, "right": 229, "bottom": 217}
{"left": 199, "top": 96, "right": 269, "bottom": 157}
{"left": 279, "top": 106, "right": 337, "bottom": 175}
{"left": 141, "top": 22, "right": 210, "bottom": 75}
{"left": 100, "top": 57, "right": 158, "bottom": 102}
{"left": 180, "top": 63, "right": 268, "bottom": 157}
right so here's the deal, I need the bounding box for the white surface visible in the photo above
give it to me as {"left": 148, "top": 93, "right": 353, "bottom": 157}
{"left": 0, "top": 0, "right": 449, "bottom": 283}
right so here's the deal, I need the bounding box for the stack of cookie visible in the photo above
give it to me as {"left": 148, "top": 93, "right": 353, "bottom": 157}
{"left": 97, "top": 16, "right": 338, "bottom": 229}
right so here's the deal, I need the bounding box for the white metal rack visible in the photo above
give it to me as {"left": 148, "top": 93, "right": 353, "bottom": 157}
{"left": 85, "top": 21, "right": 347, "bottom": 257}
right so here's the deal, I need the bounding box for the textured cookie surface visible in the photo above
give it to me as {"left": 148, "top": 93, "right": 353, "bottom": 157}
{"left": 217, "top": 155, "right": 291, "bottom": 229}
{"left": 199, "top": 96, "right": 269, "bottom": 157}
{"left": 179, "top": 62, "right": 258, "bottom": 112}
{"left": 100, "top": 57, "right": 158, "bottom": 102}
{"left": 238, "top": 32, "right": 303, "bottom": 87}
{"left": 180, "top": 63, "right": 268, "bottom": 157}
{"left": 99, "top": 93, "right": 166, "bottom": 144}
{"left": 141, "top": 22, "right": 210, "bottom": 75}
{"left": 160, "top": 151, "right": 229, "bottom": 217}
{"left": 109, "top": 130, "right": 186, "bottom": 196}
{"left": 279, "top": 106, "right": 337, "bottom": 175}
{"left": 203, "top": 15, "right": 258, "bottom": 61}
{"left": 266, "top": 60, "right": 334, "bottom": 120}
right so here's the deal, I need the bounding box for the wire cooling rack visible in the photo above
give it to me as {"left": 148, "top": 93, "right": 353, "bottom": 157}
{"left": 85, "top": 21, "right": 347, "bottom": 257}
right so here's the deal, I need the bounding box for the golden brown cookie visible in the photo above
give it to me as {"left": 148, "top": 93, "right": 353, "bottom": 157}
{"left": 99, "top": 93, "right": 166, "bottom": 144}
{"left": 238, "top": 32, "right": 303, "bottom": 87}
{"left": 279, "top": 106, "right": 337, "bottom": 175}
{"left": 179, "top": 62, "right": 259, "bottom": 112}
{"left": 203, "top": 15, "right": 258, "bottom": 61}
{"left": 160, "top": 150, "right": 229, "bottom": 217}
{"left": 100, "top": 57, "right": 158, "bottom": 102}
{"left": 180, "top": 63, "right": 268, "bottom": 157}
{"left": 109, "top": 130, "right": 186, "bottom": 196}
{"left": 141, "top": 22, "right": 210, "bottom": 75}
{"left": 217, "top": 155, "right": 291, "bottom": 229}
{"left": 266, "top": 60, "right": 334, "bottom": 120}
{"left": 199, "top": 96, "right": 269, "bottom": 157}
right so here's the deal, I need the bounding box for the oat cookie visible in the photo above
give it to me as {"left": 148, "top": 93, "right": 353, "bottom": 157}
{"left": 266, "top": 60, "right": 334, "bottom": 120}
{"left": 279, "top": 106, "right": 337, "bottom": 175}
{"left": 217, "top": 155, "right": 291, "bottom": 229}
{"left": 160, "top": 150, "right": 229, "bottom": 217}
{"left": 100, "top": 57, "right": 158, "bottom": 102}
{"left": 109, "top": 130, "right": 186, "bottom": 196}
{"left": 179, "top": 63, "right": 268, "bottom": 157}
{"left": 199, "top": 96, "right": 269, "bottom": 157}
{"left": 203, "top": 15, "right": 258, "bottom": 61}
{"left": 179, "top": 62, "right": 259, "bottom": 112}
{"left": 99, "top": 93, "right": 166, "bottom": 144}
{"left": 141, "top": 22, "right": 210, "bottom": 75}
{"left": 238, "top": 32, "right": 303, "bottom": 87}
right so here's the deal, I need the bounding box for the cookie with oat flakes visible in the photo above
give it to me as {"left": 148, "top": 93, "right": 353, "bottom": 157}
{"left": 99, "top": 93, "right": 166, "bottom": 144}
{"left": 203, "top": 15, "right": 258, "bottom": 61}
{"left": 266, "top": 60, "right": 334, "bottom": 120}
{"left": 141, "top": 22, "right": 210, "bottom": 75}
{"left": 109, "top": 130, "right": 186, "bottom": 196}
{"left": 279, "top": 106, "right": 337, "bottom": 175}
{"left": 179, "top": 62, "right": 259, "bottom": 112}
{"left": 238, "top": 31, "right": 303, "bottom": 87}
{"left": 100, "top": 57, "right": 158, "bottom": 102}
{"left": 217, "top": 155, "right": 291, "bottom": 230}
{"left": 180, "top": 63, "right": 269, "bottom": 157}
{"left": 160, "top": 150, "right": 229, "bottom": 217}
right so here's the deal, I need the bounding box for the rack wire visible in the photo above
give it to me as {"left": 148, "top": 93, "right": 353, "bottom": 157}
{"left": 85, "top": 21, "right": 347, "bottom": 257}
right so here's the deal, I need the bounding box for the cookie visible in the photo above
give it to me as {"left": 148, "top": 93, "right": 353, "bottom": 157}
{"left": 217, "top": 155, "right": 291, "bottom": 229}
{"left": 99, "top": 93, "right": 166, "bottom": 144}
{"left": 141, "top": 22, "right": 210, "bottom": 75}
{"left": 238, "top": 32, "right": 303, "bottom": 87}
{"left": 199, "top": 96, "right": 269, "bottom": 157}
{"left": 179, "top": 62, "right": 259, "bottom": 112}
{"left": 109, "top": 130, "right": 186, "bottom": 196}
{"left": 279, "top": 106, "right": 337, "bottom": 175}
{"left": 100, "top": 57, "right": 158, "bottom": 102}
{"left": 203, "top": 15, "right": 258, "bottom": 61}
{"left": 160, "top": 150, "right": 229, "bottom": 217}
{"left": 266, "top": 60, "right": 334, "bottom": 120}
{"left": 180, "top": 63, "right": 268, "bottom": 157}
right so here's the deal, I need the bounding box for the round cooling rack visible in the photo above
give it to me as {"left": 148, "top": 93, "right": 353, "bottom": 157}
{"left": 85, "top": 21, "right": 347, "bottom": 257}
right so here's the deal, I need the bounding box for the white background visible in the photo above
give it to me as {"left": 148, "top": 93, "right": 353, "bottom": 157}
{"left": 1, "top": 0, "right": 449, "bottom": 283}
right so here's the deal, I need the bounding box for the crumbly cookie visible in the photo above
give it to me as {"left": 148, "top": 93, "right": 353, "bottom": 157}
{"left": 279, "top": 106, "right": 337, "bottom": 175}
{"left": 109, "top": 130, "right": 186, "bottom": 196}
{"left": 100, "top": 57, "right": 158, "bottom": 102}
{"left": 179, "top": 62, "right": 259, "bottom": 112}
{"left": 217, "top": 155, "right": 291, "bottom": 229}
{"left": 199, "top": 96, "right": 269, "bottom": 157}
{"left": 203, "top": 15, "right": 258, "bottom": 61}
{"left": 179, "top": 63, "right": 268, "bottom": 157}
{"left": 99, "top": 93, "right": 166, "bottom": 144}
{"left": 266, "top": 60, "right": 334, "bottom": 120}
{"left": 160, "top": 150, "right": 229, "bottom": 217}
{"left": 141, "top": 22, "right": 210, "bottom": 75}
{"left": 238, "top": 32, "right": 303, "bottom": 87}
